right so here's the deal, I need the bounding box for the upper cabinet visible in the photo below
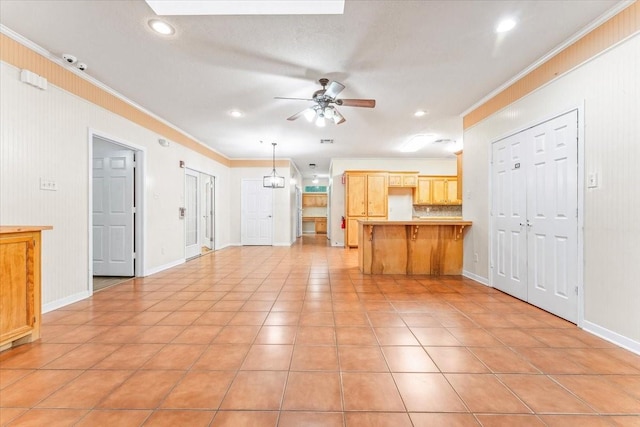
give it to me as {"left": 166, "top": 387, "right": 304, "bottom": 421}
{"left": 302, "top": 193, "right": 327, "bottom": 207}
{"left": 414, "top": 176, "right": 461, "bottom": 205}
{"left": 345, "top": 171, "right": 388, "bottom": 247}
{"left": 388, "top": 172, "right": 418, "bottom": 188}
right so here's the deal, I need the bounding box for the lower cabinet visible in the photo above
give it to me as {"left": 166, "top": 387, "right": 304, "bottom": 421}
{"left": 315, "top": 218, "right": 327, "bottom": 234}
{"left": 1, "top": 226, "right": 51, "bottom": 349}
{"left": 346, "top": 216, "right": 388, "bottom": 247}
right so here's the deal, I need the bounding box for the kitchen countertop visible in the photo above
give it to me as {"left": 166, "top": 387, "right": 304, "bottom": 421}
{"left": 358, "top": 219, "right": 471, "bottom": 226}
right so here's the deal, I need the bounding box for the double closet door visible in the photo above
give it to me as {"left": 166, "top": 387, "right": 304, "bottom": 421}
{"left": 492, "top": 110, "right": 578, "bottom": 323}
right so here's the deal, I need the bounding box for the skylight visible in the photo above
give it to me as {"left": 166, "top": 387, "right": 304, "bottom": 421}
{"left": 145, "top": 0, "right": 345, "bottom": 16}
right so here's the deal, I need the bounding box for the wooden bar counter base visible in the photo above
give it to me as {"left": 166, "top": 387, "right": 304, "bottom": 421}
{"left": 0, "top": 226, "right": 52, "bottom": 350}
{"left": 358, "top": 220, "right": 472, "bottom": 275}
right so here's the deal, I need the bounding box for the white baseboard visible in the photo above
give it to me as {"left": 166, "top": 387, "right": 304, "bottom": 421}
{"left": 214, "top": 243, "right": 234, "bottom": 250}
{"left": 462, "top": 270, "right": 491, "bottom": 287}
{"left": 144, "top": 258, "right": 185, "bottom": 276}
{"left": 582, "top": 320, "right": 640, "bottom": 356}
{"left": 42, "top": 290, "right": 91, "bottom": 313}
{"left": 273, "top": 242, "right": 293, "bottom": 247}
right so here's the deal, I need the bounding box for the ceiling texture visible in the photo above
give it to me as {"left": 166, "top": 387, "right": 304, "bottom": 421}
{"left": 0, "top": 0, "right": 621, "bottom": 177}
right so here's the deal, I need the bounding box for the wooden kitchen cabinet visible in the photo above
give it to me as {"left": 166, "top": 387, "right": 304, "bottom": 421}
{"left": 315, "top": 218, "right": 327, "bottom": 234}
{"left": 415, "top": 176, "right": 433, "bottom": 204}
{"left": 414, "top": 176, "right": 460, "bottom": 205}
{"left": 366, "top": 174, "right": 388, "bottom": 216}
{"left": 302, "top": 193, "right": 327, "bottom": 207}
{"left": 388, "top": 172, "right": 418, "bottom": 188}
{"left": 345, "top": 171, "right": 388, "bottom": 247}
{"left": 1, "top": 226, "right": 51, "bottom": 349}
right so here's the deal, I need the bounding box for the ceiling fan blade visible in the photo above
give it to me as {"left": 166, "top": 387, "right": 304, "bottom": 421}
{"left": 275, "top": 97, "right": 314, "bottom": 101}
{"left": 333, "top": 108, "right": 346, "bottom": 125}
{"left": 337, "top": 98, "right": 376, "bottom": 108}
{"left": 324, "top": 81, "right": 345, "bottom": 99}
{"left": 287, "top": 109, "right": 307, "bottom": 121}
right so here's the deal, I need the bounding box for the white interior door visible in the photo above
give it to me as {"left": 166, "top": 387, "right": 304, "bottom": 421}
{"left": 491, "top": 110, "right": 578, "bottom": 322}
{"left": 185, "top": 168, "right": 200, "bottom": 259}
{"left": 527, "top": 111, "right": 578, "bottom": 321}
{"left": 242, "top": 179, "right": 273, "bottom": 245}
{"left": 492, "top": 133, "right": 528, "bottom": 301}
{"left": 93, "top": 147, "right": 135, "bottom": 276}
{"left": 296, "top": 186, "right": 302, "bottom": 238}
{"left": 202, "top": 174, "right": 214, "bottom": 251}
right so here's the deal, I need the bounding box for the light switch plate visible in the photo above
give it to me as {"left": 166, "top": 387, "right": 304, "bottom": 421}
{"left": 40, "top": 178, "right": 57, "bottom": 191}
{"left": 588, "top": 173, "right": 598, "bottom": 188}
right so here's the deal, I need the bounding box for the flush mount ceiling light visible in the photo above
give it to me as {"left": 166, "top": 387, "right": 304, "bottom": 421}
{"left": 229, "top": 109, "right": 244, "bottom": 118}
{"left": 399, "top": 134, "right": 437, "bottom": 153}
{"left": 145, "top": 0, "right": 344, "bottom": 15}
{"left": 148, "top": 19, "right": 175, "bottom": 35}
{"left": 496, "top": 18, "right": 517, "bottom": 33}
{"left": 263, "top": 143, "right": 285, "bottom": 189}
{"left": 312, "top": 175, "right": 319, "bottom": 184}
{"left": 414, "top": 110, "right": 428, "bottom": 117}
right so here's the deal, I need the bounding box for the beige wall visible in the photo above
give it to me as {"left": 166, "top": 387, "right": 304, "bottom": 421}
{"left": 462, "top": 34, "right": 640, "bottom": 349}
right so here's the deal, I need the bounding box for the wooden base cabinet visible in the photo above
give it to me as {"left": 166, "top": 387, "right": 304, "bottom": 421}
{"left": 345, "top": 171, "right": 388, "bottom": 247}
{"left": 0, "top": 226, "right": 51, "bottom": 350}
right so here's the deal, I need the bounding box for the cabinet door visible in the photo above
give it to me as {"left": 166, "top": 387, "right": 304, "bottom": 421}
{"left": 315, "top": 219, "right": 327, "bottom": 234}
{"left": 0, "top": 235, "right": 35, "bottom": 343}
{"left": 431, "top": 179, "right": 447, "bottom": 204}
{"left": 415, "top": 178, "right": 432, "bottom": 204}
{"left": 367, "top": 174, "right": 388, "bottom": 216}
{"left": 347, "top": 218, "right": 360, "bottom": 247}
{"left": 403, "top": 175, "right": 417, "bottom": 187}
{"left": 346, "top": 174, "right": 367, "bottom": 216}
{"left": 318, "top": 194, "right": 328, "bottom": 207}
{"left": 446, "top": 179, "right": 459, "bottom": 204}
{"left": 388, "top": 174, "right": 402, "bottom": 187}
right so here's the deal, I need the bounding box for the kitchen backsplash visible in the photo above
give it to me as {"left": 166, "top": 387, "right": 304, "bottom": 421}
{"left": 413, "top": 205, "right": 462, "bottom": 217}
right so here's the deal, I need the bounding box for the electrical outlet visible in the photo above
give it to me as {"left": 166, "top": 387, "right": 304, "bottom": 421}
{"left": 474, "top": 253, "right": 479, "bottom": 262}
{"left": 40, "top": 178, "right": 57, "bottom": 191}
{"left": 588, "top": 173, "right": 598, "bottom": 188}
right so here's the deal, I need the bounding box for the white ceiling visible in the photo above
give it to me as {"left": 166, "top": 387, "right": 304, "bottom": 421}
{"left": 0, "top": 0, "right": 621, "bottom": 177}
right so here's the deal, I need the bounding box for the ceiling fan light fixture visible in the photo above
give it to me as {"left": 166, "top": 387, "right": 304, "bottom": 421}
{"left": 324, "top": 107, "right": 334, "bottom": 119}
{"left": 303, "top": 108, "right": 316, "bottom": 122}
{"left": 316, "top": 115, "right": 326, "bottom": 127}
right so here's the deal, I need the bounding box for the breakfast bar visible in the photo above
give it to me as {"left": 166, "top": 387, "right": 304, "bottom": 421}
{"left": 357, "top": 219, "right": 472, "bottom": 275}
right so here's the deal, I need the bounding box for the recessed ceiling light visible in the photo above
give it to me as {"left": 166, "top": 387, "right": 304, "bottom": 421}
{"left": 148, "top": 19, "right": 175, "bottom": 35}
{"left": 414, "top": 110, "right": 427, "bottom": 117}
{"left": 229, "top": 110, "right": 244, "bottom": 118}
{"left": 496, "top": 18, "right": 517, "bottom": 33}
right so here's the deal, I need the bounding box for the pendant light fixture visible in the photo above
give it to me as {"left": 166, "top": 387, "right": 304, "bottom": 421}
{"left": 263, "top": 142, "right": 285, "bottom": 188}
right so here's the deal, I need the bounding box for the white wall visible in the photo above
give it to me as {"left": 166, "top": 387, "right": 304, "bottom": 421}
{"left": 0, "top": 61, "right": 231, "bottom": 310}
{"left": 328, "top": 158, "right": 457, "bottom": 246}
{"left": 462, "top": 34, "right": 640, "bottom": 347}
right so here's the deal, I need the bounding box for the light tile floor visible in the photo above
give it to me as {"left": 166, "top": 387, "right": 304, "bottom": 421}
{"left": 1, "top": 235, "right": 640, "bottom": 426}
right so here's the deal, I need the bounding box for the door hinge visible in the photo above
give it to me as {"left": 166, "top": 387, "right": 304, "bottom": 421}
{"left": 132, "top": 252, "right": 136, "bottom": 259}
{"left": 132, "top": 207, "right": 137, "bottom": 214}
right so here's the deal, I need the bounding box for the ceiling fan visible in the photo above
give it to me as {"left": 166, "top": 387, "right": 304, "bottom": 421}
{"left": 275, "top": 78, "right": 376, "bottom": 127}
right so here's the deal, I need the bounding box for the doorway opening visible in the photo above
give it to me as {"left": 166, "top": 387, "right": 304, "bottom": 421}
{"left": 89, "top": 132, "right": 145, "bottom": 294}
{"left": 185, "top": 168, "right": 216, "bottom": 260}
